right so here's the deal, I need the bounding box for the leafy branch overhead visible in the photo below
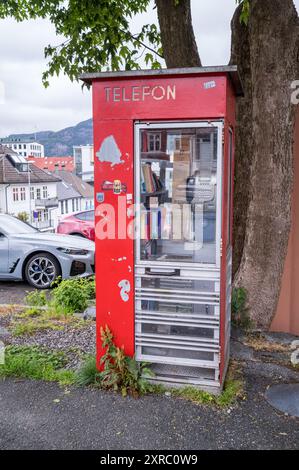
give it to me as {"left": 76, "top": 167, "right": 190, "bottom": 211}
{"left": 0, "top": 0, "right": 162, "bottom": 87}
{"left": 236, "top": 0, "right": 250, "bottom": 24}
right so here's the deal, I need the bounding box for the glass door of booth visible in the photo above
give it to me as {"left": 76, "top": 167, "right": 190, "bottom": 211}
{"left": 135, "top": 121, "right": 223, "bottom": 268}
{"left": 134, "top": 121, "right": 223, "bottom": 386}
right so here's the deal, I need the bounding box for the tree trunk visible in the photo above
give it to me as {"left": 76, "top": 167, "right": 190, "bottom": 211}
{"left": 229, "top": 5, "right": 253, "bottom": 277}
{"left": 155, "top": 0, "right": 201, "bottom": 68}
{"left": 231, "top": 0, "right": 299, "bottom": 328}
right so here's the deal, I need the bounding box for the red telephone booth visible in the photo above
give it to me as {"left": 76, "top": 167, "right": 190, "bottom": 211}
{"left": 81, "top": 67, "right": 243, "bottom": 393}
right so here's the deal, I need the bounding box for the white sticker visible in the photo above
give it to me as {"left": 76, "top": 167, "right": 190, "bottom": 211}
{"left": 203, "top": 81, "right": 216, "bottom": 90}
{"left": 118, "top": 279, "right": 131, "bottom": 302}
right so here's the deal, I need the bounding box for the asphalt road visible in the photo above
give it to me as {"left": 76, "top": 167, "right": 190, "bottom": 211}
{"left": 0, "top": 281, "right": 34, "bottom": 305}
{"left": 0, "top": 375, "right": 298, "bottom": 450}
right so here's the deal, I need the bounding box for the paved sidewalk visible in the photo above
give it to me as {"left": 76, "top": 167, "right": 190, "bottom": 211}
{"left": 0, "top": 372, "right": 298, "bottom": 450}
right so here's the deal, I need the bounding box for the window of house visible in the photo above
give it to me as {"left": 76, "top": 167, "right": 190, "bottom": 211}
{"left": 12, "top": 187, "right": 19, "bottom": 202}
{"left": 36, "top": 188, "right": 41, "bottom": 199}
{"left": 65, "top": 200, "right": 68, "bottom": 214}
{"left": 20, "top": 187, "right": 26, "bottom": 201}
{"left": 44, "top": 209, "right": 49, "bottom": 221}
{"left": 30, "top": 187, "right": 35, "bottom": 200}
{"left": 60, "top": 201, "right": 64, "bottom": 215}
{"left": 42, "top": 186, "right": 48, "bottom": 198}
{"left": 72, "top": 199, "right": 75, "bottom": 212}
{"left": 148, "top": 133, "right": 161, "bottom": 152}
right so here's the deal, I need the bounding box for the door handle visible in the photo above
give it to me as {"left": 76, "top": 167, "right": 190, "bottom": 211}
{"left": 145, "top": 268, "right": 180, "bottom": 277}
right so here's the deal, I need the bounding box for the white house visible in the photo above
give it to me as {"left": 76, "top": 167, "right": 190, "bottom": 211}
{"left": 53, "top": 170, "right": 94, "bottom": 214}
{"left": 0, "top": 145, "right": 59, "bottom": 230}
{"left": 73, "top": 144, "right": 94, "bottom": 184}
{"left": 53, "top": 179, "right": 82, "bottom": 227}
{"left": 0, "top": 137, "right": 45, "bottom": 158}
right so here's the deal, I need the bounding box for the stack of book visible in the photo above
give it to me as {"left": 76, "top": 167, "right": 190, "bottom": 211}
{"left": 141, "top": 163, "right": 163, "bottom": 194}
{"left": 140, "top": 204, "right": 172, "bottom": 241}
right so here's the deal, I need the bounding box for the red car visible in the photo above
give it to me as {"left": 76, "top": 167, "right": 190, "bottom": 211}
{"left": 56, "top": 210, "right": 95, "bottom": 241}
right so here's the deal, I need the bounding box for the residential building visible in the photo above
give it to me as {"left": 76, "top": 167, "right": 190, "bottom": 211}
{"left": 53, "top": 170, "right": 94, "bottom": 212}
{"left": 27, "top": 156, "right": 74, "bottom": 172}
{"left": 73, "top": 144, "right": 94, "bottom": 184}
{"left": 0, "top": 145, "right": 60, "bottom": 230}
{"left": 54, "top": 180, "right": 82, "bottom": 227}
{"left": 0, "top": 137, "right": 45, "bottom": 158}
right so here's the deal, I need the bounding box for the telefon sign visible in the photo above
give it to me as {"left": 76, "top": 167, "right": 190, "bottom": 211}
{"left": 104, "top": 84, "right": 176, "bottom": 102}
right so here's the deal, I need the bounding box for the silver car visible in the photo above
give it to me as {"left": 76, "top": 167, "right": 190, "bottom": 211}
{"left": 0, "top": 214, "right": 95, "bottom": 289}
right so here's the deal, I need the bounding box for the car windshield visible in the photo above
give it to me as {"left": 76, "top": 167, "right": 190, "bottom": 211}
{"left": 0, "top": 216, "right": 38, "bottom": 235}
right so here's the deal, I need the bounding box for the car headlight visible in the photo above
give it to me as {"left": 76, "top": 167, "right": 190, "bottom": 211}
{"left": 57, "top": 247, "right": 89, "bottom": 255}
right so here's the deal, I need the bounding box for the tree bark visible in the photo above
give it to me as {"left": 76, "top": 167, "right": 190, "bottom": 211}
{"left": 155, "top": 0, "right": 201, "bottom": 68}
{"left": 230, "top": 5, "right": 253, "bottom": 277}
{"left": 231, "top": 0, "right": 299, "bottom": 328}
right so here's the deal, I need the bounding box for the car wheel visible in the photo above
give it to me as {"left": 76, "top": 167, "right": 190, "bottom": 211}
{"left": 70, "top": 233, "right": 85, "bottom": 238}
{"left": 24, "top": 253, "right": 60, "bottom": 289}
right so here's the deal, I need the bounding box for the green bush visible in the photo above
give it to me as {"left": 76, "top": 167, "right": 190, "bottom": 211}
{"left": 51, "top": 276, "right": 95, "bottom": 315}
{"left": 76, "top": 326, "right": 153, "bottom": 397}
{"left": 17, "top": 211, "right": 29, "bottom": 222}
{"left": 231, "top": 287, "right": 253, "bottom": 330}
{"left": 25, "top": 290, "right": 47, "bottom": 307}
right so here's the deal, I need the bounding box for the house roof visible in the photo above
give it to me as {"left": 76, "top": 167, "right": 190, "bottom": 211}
{"left": 27, "top": 156, "right": 74, "bottom": 172}
{"left": 0, "top": 137, "right": 42, "bottom": 144}
{"left": 56, "top": 180, "right": 81, "bottom": 201}
{"left": 52, "top": 170, "right": 94, "bottom": 198}
{"left": 0, "top": 146, "right": 60, "bottom": 184}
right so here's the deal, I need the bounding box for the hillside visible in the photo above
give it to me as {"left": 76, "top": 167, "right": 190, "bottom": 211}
{"left": 1, "top": 119, "right": 93, "bottom": 156}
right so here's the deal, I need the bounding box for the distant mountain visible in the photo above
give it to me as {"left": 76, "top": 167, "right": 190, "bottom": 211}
{"left": 1, "top": 119, "right": 93, "bottom": 156}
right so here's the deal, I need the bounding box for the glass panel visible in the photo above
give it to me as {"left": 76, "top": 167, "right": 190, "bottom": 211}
{"left": 141, "top": 323, "right": 214, "bottom": 340}
{"left": 141, "top": 346, "right": 214, "bottom": 362}
{"left": 140, "top": 299, "right": 216, "bottom": 316}
{"left": 138, "top": 277, "right": 217, "bottom": 316}
{"left": 140, "top": 277, "right": 215, "bottom": 292}
{"left": 139, "top": 127, "right": 218, "bottom": 264}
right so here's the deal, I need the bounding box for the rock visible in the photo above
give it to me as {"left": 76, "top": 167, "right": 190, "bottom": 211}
{"left": 83, "top": 306, "right": 96, "bottom": 321}
{"left": 265, "top": 384, "right": 299, "bottom": 418}
{"left": 0, "top": 326, "right": 10, "bottom": 337}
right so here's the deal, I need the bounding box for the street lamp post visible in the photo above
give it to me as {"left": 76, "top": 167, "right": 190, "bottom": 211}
{"left": 28, "top": 161, "right": 32, "bottom": 224}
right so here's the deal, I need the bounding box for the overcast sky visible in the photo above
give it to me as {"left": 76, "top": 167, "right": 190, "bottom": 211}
{"left": 0, "top": 0, "right": 298, "bottom": 136}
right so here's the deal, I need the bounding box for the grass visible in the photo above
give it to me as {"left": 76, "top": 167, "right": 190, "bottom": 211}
{"left": 74, "top": 354, "right": 245, "bottom": 407}
{"left": 170, "top": 362, "right": 245, "bottom": 407}
{"left": 75, "top": 355, "right": 99, "bottom": 386}
{"left": 0, "top": 345, "right": 76, "bottom": 386}
{"left": 10, "top": 306, "right": 90, "bottom": 337}
{"left": 11, "top": 319, "right": 64, "bottom": 337}
{"left": 243, "top": 333, "right": 289, "bottom": 353}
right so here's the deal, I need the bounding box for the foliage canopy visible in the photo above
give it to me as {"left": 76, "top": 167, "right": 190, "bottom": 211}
{"left": 0, "top": 0, "right": 162, "bottom": 86}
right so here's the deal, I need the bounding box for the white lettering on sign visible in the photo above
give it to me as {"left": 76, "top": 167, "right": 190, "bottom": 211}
{"left": 105, "top": 85, "right": 176, "bottom": 103}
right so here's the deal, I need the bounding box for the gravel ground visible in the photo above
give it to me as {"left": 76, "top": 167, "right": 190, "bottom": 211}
{"left": 8, "top": 322, "right": 95, "bottom": 369}
{"left": 0, "top": 281, "right": 96, "bottom": 369}
{"left": 0, "top": 314, "right": 96, "bottom": 369}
